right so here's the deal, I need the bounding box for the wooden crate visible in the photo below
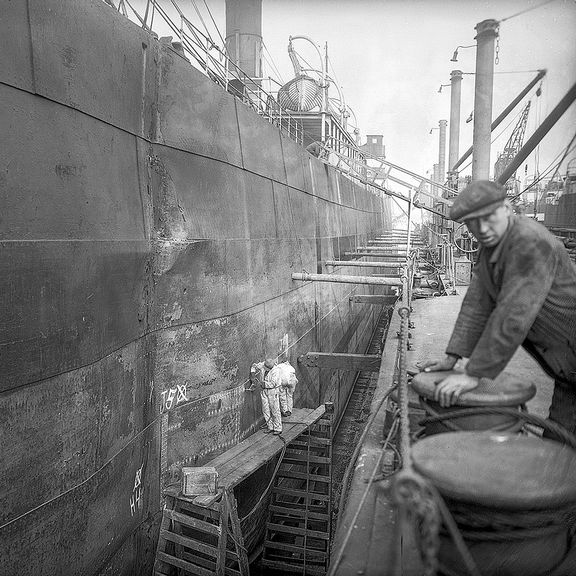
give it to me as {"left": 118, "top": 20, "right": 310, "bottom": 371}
{"left": 181, "top": 466, "right": 218, "bottom": 496}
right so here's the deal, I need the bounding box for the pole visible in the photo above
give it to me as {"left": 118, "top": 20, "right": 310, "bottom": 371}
{"left": 291, "top": 273, "right": 402, "bottom": 286}
{"left": 453, "top": 73, "right": 546, "bottom": 173}
{"left": 472, "top": 19, "right": 499, "bottom": 180}
{"left": 448, "top": 70, "right": 463, "bottom": 173}
{"left": 438, "top": 120, "right": 448, "bottom": 185}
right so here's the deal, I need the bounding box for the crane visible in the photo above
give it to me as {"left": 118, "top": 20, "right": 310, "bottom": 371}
{"left": 494, "top": 101, "right": 531, "bottom": 197}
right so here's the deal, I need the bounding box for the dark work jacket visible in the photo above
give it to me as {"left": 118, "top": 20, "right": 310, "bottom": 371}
{"left": 446, "top": 215, "right": 576, "bottom": 384}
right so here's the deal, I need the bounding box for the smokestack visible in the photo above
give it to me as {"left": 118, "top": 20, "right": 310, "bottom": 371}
{"left": 225, "top": 0, "right": 262, "bottom": 79}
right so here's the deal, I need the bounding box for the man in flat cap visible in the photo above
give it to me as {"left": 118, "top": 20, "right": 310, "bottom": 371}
{"left": 421, "top": 180, "right": 576, "bottom": 439}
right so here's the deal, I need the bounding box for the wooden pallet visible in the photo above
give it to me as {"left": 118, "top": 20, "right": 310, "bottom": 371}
{"left": 154, "top": 489, "right": 249, "bottom": 576}
{"left": 261, "top": 409, "right": 333, "bottom": 575}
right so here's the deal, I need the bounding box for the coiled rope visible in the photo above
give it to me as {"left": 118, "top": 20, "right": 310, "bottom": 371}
{"left": 419, "top": 405, "right": 576, "bottom": 449}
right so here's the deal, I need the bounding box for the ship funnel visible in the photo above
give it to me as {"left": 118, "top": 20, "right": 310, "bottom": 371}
{"left": 225, "top": 0, "right": 262, "bottom": 79}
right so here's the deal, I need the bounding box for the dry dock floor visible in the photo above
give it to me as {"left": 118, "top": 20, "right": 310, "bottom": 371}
{"left": 330, "top": 287, "right": 555, "bottom": 576}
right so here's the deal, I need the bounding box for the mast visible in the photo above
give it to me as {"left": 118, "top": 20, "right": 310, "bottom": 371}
{"left": 452, "top": 69, "right": 546, "bottom": 173}
{"left": 496, "top": 82, "right": 576, "bottom": 185}
{"left": 471, "top": 19, "right": 499, "bottom": 180}
{"left": 448, "top": 69, "right": 463, "bottom": 185}
{"left": 438, "top": 119, "right": 448, "bottom": 185}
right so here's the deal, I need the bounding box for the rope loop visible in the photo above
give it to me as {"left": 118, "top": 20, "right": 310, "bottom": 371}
{"left": 392, "top": 469, "right": 441, "bottom": 576}
{"left": 397, "top": 306, "right": 410, "bottom": 318}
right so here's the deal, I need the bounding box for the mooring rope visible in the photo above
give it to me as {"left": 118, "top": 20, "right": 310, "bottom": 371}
{"left": 388, "top": 256, "right": 484, "bottom": 576}
{"left": 419, "top": 405, "right": 576, "bottom": 449}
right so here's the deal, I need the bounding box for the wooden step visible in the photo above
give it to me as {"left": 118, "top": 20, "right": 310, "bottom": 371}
{"left": 276, "top": 469, "right": 331, "bottom": 483}
{"left": 260, "top": 558, "right": 327, "bottom": 575}
{"left": 271, "top": 487, "right": 330, "bottom": 501}
{"left": 263, "top": 540, "right": 328, "bottom": 559}
{"left": 164, "top": 508, "right": 221, "bottom": 535}
{"left": 281, "top": 454, "right": 331, "bottom": 464}
{"left": 269, "top": 505, "right": 329, "bottom": 520}
{"left": 266, "top": 522, "right": 330, "bottom": 540}
{"left": 154, "top": 490, "right": 248, "bottom": 576}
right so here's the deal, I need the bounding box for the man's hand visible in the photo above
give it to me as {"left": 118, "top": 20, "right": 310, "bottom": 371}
{"left": 434, "top": 373, "right": 480, "bottom": 407}
{"left": 419, "top": 354, "right": 459, "bottom": 373}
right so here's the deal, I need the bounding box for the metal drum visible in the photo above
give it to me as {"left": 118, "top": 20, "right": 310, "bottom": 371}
{"left": 411, "top": 370, "right": 535, "bottom": 435}
{"left": 412, "top": 432, "right": 576, "bottom": 576}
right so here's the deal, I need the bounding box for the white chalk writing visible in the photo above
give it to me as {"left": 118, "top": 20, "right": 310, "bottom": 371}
{"left": 160, "top": 384, "right": 188, "bottom": 412}
{"left": 130, "top": 464, "right": 144, "bottom": 516}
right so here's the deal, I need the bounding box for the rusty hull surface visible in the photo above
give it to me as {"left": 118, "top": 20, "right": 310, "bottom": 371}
{"left": 0, "top": 1, "right": 392, "bottom": 574}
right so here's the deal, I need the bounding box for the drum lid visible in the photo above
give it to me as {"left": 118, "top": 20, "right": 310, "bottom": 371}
{"left": 412, "top": 432, "right": 576, "bottom": 509}
{"left": 411, "top": 370, "right": 536, "bottom": 406}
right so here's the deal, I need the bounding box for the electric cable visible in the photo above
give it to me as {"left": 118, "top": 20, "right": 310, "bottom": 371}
{"left": 499, "top": 0, "right": 560, "bottom": 23}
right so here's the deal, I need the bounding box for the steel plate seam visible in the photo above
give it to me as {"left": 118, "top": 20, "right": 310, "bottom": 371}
{"left": 0, "top": 418, "right": 159, "bottom": 532}
{"left": 0, "top": 79, "right": 383, "bottom": 215}
{"left": 0, "top": 252, "right": 364, "bottom": 393}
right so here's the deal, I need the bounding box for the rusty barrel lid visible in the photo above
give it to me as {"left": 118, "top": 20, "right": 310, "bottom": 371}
{"left": 412, "top": 432, "right": 576, "bottom": 509}
{"left": 411, "top": 369, "right": 536, "bottom": 406}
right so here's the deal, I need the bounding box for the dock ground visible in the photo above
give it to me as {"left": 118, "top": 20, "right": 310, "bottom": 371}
{"left": 330, "top": 286, "right": 555, "bottom": 576}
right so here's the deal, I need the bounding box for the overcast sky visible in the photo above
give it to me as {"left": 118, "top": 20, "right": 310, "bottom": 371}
{"left": 135, "top": 0, "right": 576, "bottom": 182}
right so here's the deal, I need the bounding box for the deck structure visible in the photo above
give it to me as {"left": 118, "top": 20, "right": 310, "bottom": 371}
{"left": 330, "top": 288, "right": 556, "bottom": 576}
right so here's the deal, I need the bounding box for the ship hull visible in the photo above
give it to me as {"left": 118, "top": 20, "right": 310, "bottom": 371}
{"left": 0, "top": 1, "right": 391, "bottom": 574}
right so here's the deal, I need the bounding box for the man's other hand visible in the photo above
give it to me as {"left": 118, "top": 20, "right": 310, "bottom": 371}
{"left": 434, "top": 374, "right": 480, "bottom": 407}
{"left": 420, "top": 354, "right": 459, "bottom": 373}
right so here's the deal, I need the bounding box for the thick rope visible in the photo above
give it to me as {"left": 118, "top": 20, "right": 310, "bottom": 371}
{"left": 389, "top": 258, "right": 448, "bottom": 576}
{"left": 419, "top": 406, "right": 576, "bottom": 449}
{"left": 389, "top": 257, "right": 484, "bottom": 576}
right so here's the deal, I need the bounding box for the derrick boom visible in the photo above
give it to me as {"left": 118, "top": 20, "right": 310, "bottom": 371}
{"left": 494, "top": 101, "right": 531, "bottom": 195}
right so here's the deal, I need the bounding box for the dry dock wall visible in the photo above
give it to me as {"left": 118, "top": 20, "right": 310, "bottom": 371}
{"left": 0, "top": 1, "right": 391, "bottom": 575}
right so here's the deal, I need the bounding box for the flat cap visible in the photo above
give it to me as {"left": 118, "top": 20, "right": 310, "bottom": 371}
{"left": 450, "top": 180, "right": 507, "bottom": 222}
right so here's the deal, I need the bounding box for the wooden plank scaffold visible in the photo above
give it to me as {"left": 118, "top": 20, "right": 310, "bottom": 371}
{"left": 154, "top": 405, "right": 329, "bottom": 576}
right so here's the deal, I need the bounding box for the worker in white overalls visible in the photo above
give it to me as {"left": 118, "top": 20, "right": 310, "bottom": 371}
{"left": 275, "top": 361, "right": 298, "bottom": 417}
{"left": 250, "top": 358, "right": 282, "bottom": 435}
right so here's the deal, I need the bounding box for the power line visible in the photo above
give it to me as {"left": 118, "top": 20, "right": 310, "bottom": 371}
{"left": 499, "top": 0, "right": 560, "bottom": 23}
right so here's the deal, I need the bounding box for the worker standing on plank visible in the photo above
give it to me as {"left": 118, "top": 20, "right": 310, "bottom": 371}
{"left": 250, "top": 358, "right": 283, "bottom": 435}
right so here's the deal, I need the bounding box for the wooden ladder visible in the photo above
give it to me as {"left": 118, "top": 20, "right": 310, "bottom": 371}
{"left": 261, "top": 409, "right": 333, "bottom": 575}
{"left": 154, "top": 488, "right": 249, "bottom": 576}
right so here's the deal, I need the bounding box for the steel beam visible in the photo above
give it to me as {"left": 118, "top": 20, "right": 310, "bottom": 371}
{"left": 345, "top": 252, "right": 407, "bottom": 259}
{"left": 369, "top": 241, "right": 424, "bottom": 246}
{"left": 356, "top": 246, "right": 405, "bottom": 252}
{"left": 292, "top": 272, "right": 402, "bottom": 286}
{"left": 325, "top": 260, "right": 400, "bottom": 268}
{"left": 298, "top": 352, "right": 381, "bottom": 371}
{"left": 349, "top": 295, "right": 398, "bottom": 305}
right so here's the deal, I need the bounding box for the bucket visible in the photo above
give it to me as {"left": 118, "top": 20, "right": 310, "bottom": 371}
{"left": 411, "top": 370, "right": 535, "bottom": 435}
{"left": 412, "top": 432, "right": 576, "bottom": 576}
